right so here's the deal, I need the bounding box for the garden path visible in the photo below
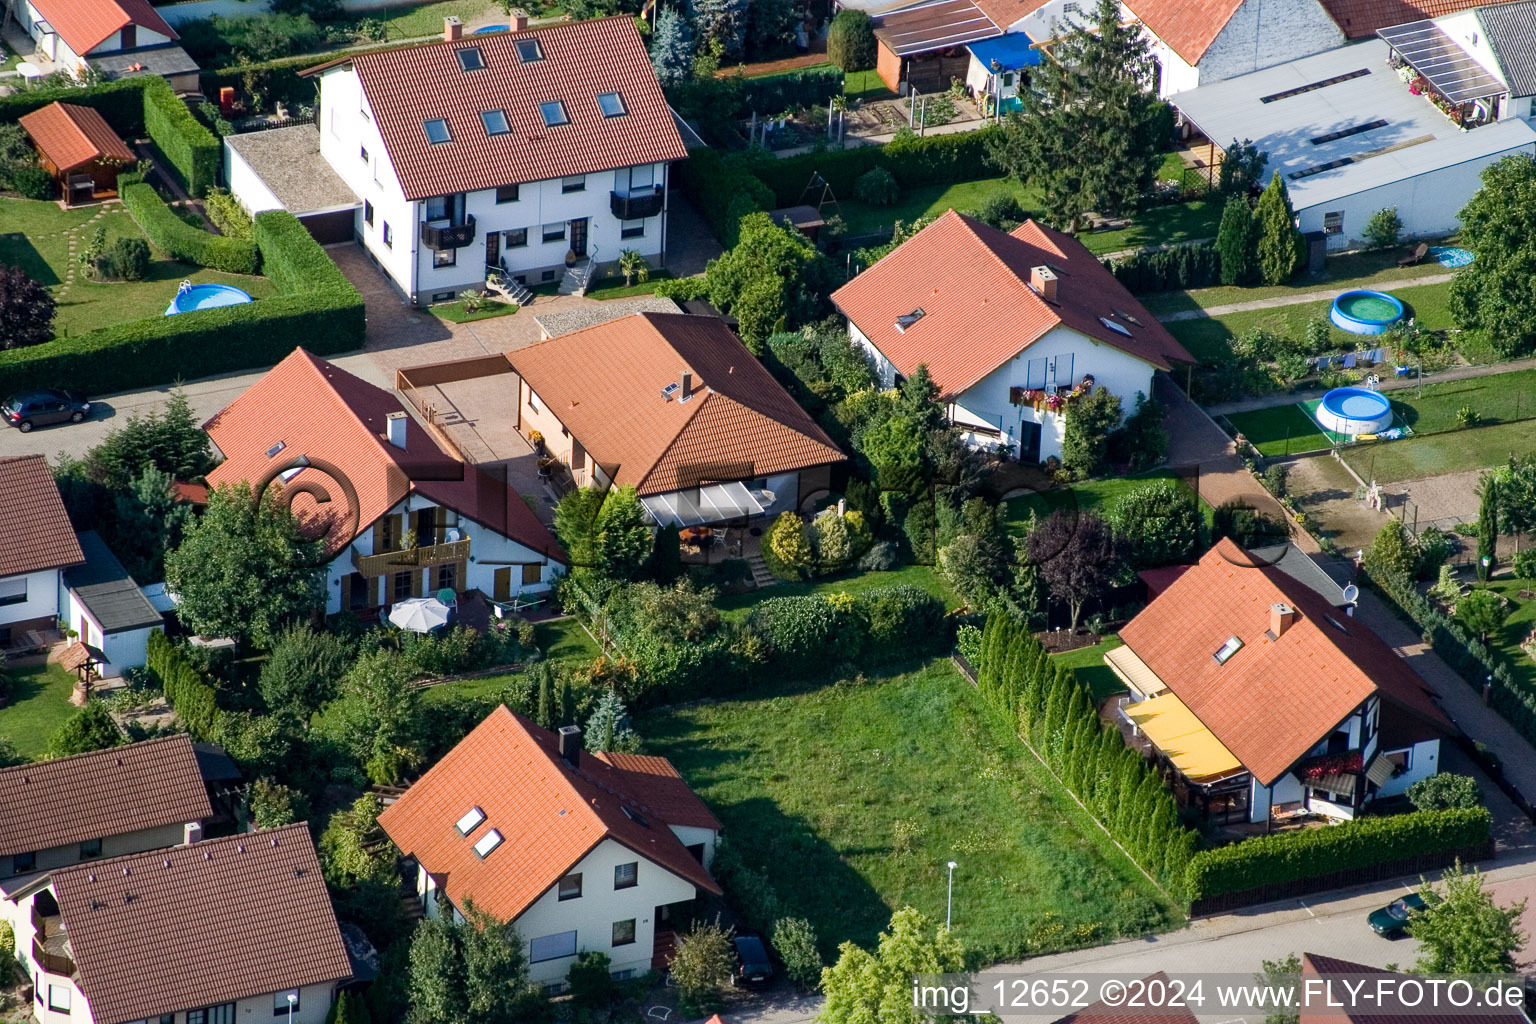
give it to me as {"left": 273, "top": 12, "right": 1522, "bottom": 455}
{"left": 1205, "top": 354, "right": 1536, "bottom": 417}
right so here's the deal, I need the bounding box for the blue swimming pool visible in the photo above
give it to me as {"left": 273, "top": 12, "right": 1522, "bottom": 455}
{"left": 1317, "top": 386, "right": 1393, "bottom": 436}
{"left": 165, "top": 282, "right": 253, "bottom": 316}
{"left": 1330, "top": 289, "right": 1405, "bottom": 335}
{"left": 473, "top": 23, "right": 509, "bottom": 32}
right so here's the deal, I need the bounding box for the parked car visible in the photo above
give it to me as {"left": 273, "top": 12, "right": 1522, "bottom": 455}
{"left": 733, "top": 934, "right": 774, "bottom": 984}
{"left": 2, "top": 389, "right": 90, "bottom": 432}
{"left": 1368, "top": 893, "right": 1426, "bottom": 937}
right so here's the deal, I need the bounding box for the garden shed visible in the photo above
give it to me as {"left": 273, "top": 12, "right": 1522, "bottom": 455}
{"left": 17, "top": 102, "right": 135, "bottom": 204}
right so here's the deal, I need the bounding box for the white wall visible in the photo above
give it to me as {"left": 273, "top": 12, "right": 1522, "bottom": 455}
{"left": 86, "top": 24, "right": 173, "bottom": 55}
{"left": 61, "top": 591, "right": 154, "bottom": 677}
{"left": 1249, "top": 777, "right": 1271, "bottom": 823}
{"left": 158, "top": 0, "right": 450, "bottom": 25}
{"left": 1373, "top": 739, "right": 1440, "bottom": 800}
{"left": 668, "top": 825, "right": 718, "bottom": 872}
{"left": 224, "top": 141, "right": 284, "bottom": 214}
{"left": 1126, "top": 0, "right": 1343, "bottom": 98}
{"left": 0, "top": 569, "right": 59, "bottom": 629}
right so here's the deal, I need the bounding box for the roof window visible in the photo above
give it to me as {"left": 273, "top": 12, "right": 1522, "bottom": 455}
{"left": 423, "top": 118, "right": 451, "bottom": 144}
{"left": 540, "top": 101, "right": 569, "bottom": 127}
{"left": 1213, "top": 635, "right": 1243, "bottom": 665}
{"left": 895, "top": 308, "right": 925, "bottom": 333}
{"left": 515, "top": 37, "right": 544, "bottom": 63}
{"left": 597, "top": 91, "right": 627, "bottom": 117}
{"left": 1324, "top": 615, "right": 1350, "bottom": 634}
{"left": 621, "top": 806, "right": 649, "bottom": 827}
{"left": 473, "top": 828, "right": 504, "bottom": 858}
{"left": 1112, "top": 308, "right": 1142, "bottom": 326}
{"left": 457, "top": 46, "right": 485, "bottom": 71}
{"left": 481, "top": 109, "right": 510, "bottom": 136}
{"left": 265, "top": 441, "right": 286, "bottom": 458}
{"left": 1099, "top": 316, "right": 1132, "bottom": 337}
{"left": 455, "top": 806, "right": 486, "bottom": 835}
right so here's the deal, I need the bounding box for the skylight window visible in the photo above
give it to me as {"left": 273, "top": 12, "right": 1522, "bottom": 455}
{"left": 1099, "top": 316, "right": 1132, "bottom": 337}
{"left": 473, "top": 829, "right": 504, "bottom": 858}
{"left": 540, "top": 101, "right": 569, "bottom": 127}
{"left": 1213, "top": 635, "right": 1244, "bottom": 665}
{"left": 455, "top": 806, "right": 486, "bottom": 835}
{"left": 515, "top": 37, "right": 544, "bottom": 63}
{"left": 597, "top": 91, "right": 627, "bottom": 117}
{"left": 1112, "top": 308, "right": 1143, "bottom": 326}
{"left": 457, "top": 46, "right": 485, "bottom": 71}
{"left": 423, "top": 118, "right": 451, "bottom": 144}
{"left": 265, "top": 441, "right": 286, "bottom": 458}
{"left": 481, "top": 109, "right": 510, "bottom": 136}
{"left": 895, "top": 308, "right": 925, "bottom": 333}
{"left": 621, "top": 806, "right": 649, "bottom": 827}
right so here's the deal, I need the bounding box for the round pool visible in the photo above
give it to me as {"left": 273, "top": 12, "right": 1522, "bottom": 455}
{"left": 1330, "top": 289, "right": 1405, "bottom": 335}
{"left": 473, "top": 23, "right": 509, "bottom": 32}
{"left": 165, "top": 282, "right": 254, "bottom": 316}
{"left": 1317, "top": 386, "right": 1393, "bottom": 436}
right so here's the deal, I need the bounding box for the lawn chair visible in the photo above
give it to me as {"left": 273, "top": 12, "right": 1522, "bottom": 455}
{"left": 1398, "top": 242, "right": 1429, "bottom": 267}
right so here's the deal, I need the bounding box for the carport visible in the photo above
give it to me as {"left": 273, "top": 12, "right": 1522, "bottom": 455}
{"left": 223, "top": 124, "right": 360, "bottom": 244}
{"left": 872, "top": 0, "right": 1000, "bottom": 93}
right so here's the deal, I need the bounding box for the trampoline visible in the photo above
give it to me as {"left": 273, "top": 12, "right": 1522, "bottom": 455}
{"left": 165, "top": 281, "right": 253, "bottom": 316}
{"left": 1316, "top": 387, "right": 1393, "bottom": 436}
{"left": 1330, "top": 290, "right": 1405, "bottom": 335}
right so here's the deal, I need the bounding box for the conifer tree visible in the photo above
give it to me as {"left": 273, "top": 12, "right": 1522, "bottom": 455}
{"left": 1216, "top": 194, "right": 1256, "bottom": 285}
{"left": 1254, "top": 174, "right": 1305, "bottom": 285}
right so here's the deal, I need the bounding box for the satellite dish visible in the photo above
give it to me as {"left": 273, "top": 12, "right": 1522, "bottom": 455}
{"left": 1343, "top": 584, "right": 1359, "bottom": 604}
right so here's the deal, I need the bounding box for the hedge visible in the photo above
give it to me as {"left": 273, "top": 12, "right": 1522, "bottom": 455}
{"left": 199, "top": 50, "right": 335, "bottom": 111}
{"left": 0, "top": 77, "right": 149, "bottom": 136}
{"left": 1184, "top": 807, "right": 1492, "bottom": 901}
{"left": 751, "top": 127, "right": 1003, "bottom": 206}
{"left": 737, "top": 67, "right": 844, "bottom": 118}
{"left": 254, "top": 208, "right": 354, "bottom": 295}
{"left": 120, "top": 181, "right": 260, "bottom": 274}
{"left": 141, "top": 75, "right": 220, "bottom": 197}
{"left": 675, "top": 147, "right": 775, "bottom": 249}
{"left": 146, "top": 630, "right": 223, "bottom": 740}
{"left": 1102, "top": 241, "right": 1221, "bottom": 294}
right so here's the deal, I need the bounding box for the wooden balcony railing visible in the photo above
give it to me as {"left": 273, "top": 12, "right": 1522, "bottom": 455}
{"left": 32, "top": 934, "right": 73, "bottom": 978}
{"left": 351, "top": 538, "right": 471, "bottom": 578}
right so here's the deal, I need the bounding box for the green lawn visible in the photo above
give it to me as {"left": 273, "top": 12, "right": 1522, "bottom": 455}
{"left": 1052, "top": 634, "right": 1126, "bottom": 700}
{"left": 639, "top": 659, "right": 1176, "bottom": 960}
{"left": 1343, "top": 421, "right": 1536, "bottom": 484}
{"left": 1226, "top": 404, "right": 1335, "bottom": 457}
{"left": 427, "top": 298, "right": 517, "bottom": 323}
{"left": 1078, "top": 199, "right": 1223, "bottom": 255}
{"left": 0, "top": 664, "right": 78, "bottom": 759}
{"left": 1002, "top": 469, "right": 1207, "bottom": 537}
{"left": 844, "top": 68, "right": 895, "bottom": 102}
{"left": 0, "top": 199, "right": 277, "bottom": 339}
{"left": 715, "top": 563, "right": 957, "bottom": 621}
{"left": 1475, "top": 579, "right": 1536, "bottom": 699}
{"left": 418, "top": 617, "right": 601, "bottom": 704}
{"left": 369, "top": 0, "right": 499, "bottom": 38}
{"left": 585, "top": 269, "right": 676, "bottom": 301}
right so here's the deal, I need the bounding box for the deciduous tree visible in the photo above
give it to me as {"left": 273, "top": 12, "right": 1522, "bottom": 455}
{"left": 820, "top": 906, "right": 965, "bottom": 1024}
{"left": 45, "top": 701, "right": 124, "bottom": 758}
{"left": 703, "top": 212, "right": 833, "bottom": 352}
{"left": 1025, "top": 509, "right": 1120, "bottom": 631}
{"left": 595, "top": 485, "right": 652, "bottom": 582}
{"left": 0, "top": 266, "right": 54, "bottom": 350}
{"left": 1451, "top": 155, "right": 1536, "bottom": 357}
{"left": 1413, "top": 860, "right": 1527, "bottom": 974}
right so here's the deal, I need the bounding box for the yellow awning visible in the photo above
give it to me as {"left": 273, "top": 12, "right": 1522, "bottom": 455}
{"left": 1105, "top": 644, "right": 1167, "bottom": 698}
{"left": 1123, "top": 692, "right": 1243, "bottom": 782}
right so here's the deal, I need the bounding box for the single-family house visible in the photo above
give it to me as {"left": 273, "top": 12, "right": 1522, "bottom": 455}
{"left": 15, "top": 824, "right": 352, "bottom": 1024}
{"left": 10, "top": 0, "right": 198, "bottom": 90}
{"left": 0, "top": 455, "right": 83, "bottom": 655}
{"left": 831, "top": 210, "right": 1193, "bottom": 463}
{"left": 285, "top": 15, "right": 687, "bottom": 305}
{"left": 201, "top": 348, "right": 565, "bottom": 615}
{"left": 17, "top": 102, "right": 135, "bottom": 205}
{"left": 504, "top": 312, "right": 847, "bottom": 528}
{"left": 1298, "top": 953, "right": 1529, "bottom": 1022}
{"left": 59, "top": 531, "right": 164, "bottom": 678}
{"left": 1111, "top": 539, "right": 1449, "bottom": 826}
{"left": 378, "top": 706, "right": 722, "bottom": 987}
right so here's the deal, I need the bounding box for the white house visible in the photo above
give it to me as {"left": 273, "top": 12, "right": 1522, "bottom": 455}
{"left": 378, "top": 706, "right": 723, "bottom": 987}
{"left": 1112, "top": 539, "right": 1448, "bottom": 826}
{"left": 59, "top": 531, "right": 163, "bottom": 678}
{"left": 200, "top": 348, "right": 566, "bottom": 615}
{"left": 15, "top": 825, "right": 352, "bottom": 1024}
{"left": 0, "top": 456, "right": 82, "bottom": 655}
{"left": 273, "top": 14, "right": 687, "bottom": 305}
{"left": 11, "top": 0, "right": 199, "bottom": 90}
{"left": 830, "top": 210, "right": 1193, "bottom": 463}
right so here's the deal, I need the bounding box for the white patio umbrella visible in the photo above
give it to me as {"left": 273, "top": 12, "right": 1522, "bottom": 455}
{"left": 388, "top": 596, "right": 451, "bottom": 633}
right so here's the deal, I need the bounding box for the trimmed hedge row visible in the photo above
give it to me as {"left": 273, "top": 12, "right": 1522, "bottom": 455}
{"left": 146, "top": 630, "right": 223, "bottom": 740}
{"left": 121, "top": 181, "right": 260, "bottom": 274}
{"left": 141, "top": 76, "right": 220, "bottom": 197}
{"left": 0, "top": 77, "right": 149, "bottom": 135}
{"left": 1184, "top": 807, "right": 1492, "bottom": 901}
{"left": 1102, "top": 241, "right": 1221, "bottom": 294}
{"left": 752, "top": 127, "right": 1003, "bottom": 206}
{"left": 254, "top": 207, "right": 353, "bottom": 294}
{"left": 737, "top": 67, "right": 844, "bottom": 118}
{"left": 675, "top": 147, "right": 776, "bottom": 249}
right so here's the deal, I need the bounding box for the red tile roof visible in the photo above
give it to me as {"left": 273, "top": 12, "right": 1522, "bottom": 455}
{"left": 593, "top": 752, "right": 722, "bottom": 830}
{"left": 0, "top": 454, "right": 83, "bottom": 579}
{"left": 202, "top": 348, "right": 563, "bottom": 562}
{"left": 1054, "top": 974, "right": 1200, "bottom": 1023}
{"left": 1300, "top": 953, "right": 1528, "bottom": 1022}
{"left": 506, "top": 313, "right": 846, "bottom": 496}
{"left": 29, "top": 0, "right": 177, "bottom": 57}
{"left": 0, "top": 735, "right": 211, "bottom": 858}
{"left": 378, "top": 706, "right": 721, "bottom": 924}
{"left": 1320, "top": 0, "right": 1522, "bottom": 37}
{"left": 51, "top": 824, "right": 351, "bottom": 1024}
{"left": 18, "top": 102, "right": 135, "bottom": 174}
{"left": 830, "top": 211, "right": 1192, "bottom": 400}
{"left": 310, "top": 16, "right": 687, "bottom": 202}
{"left": 1118, "top": 539, "right": 1449, "bottom": 786}
{"left": 974, "top": 0, "right": 1052, "bottom": 30}
{"left": 1121, "top": 0, "right": 1246, "bottom": 65}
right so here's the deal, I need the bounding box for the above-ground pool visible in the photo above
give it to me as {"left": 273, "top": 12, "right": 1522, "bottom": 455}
{"left": 1330, "top": 289, "right": 1405, "bottom": 335}
{"left": 473, "top": 23, "right": 508, "bottom": 32}
{"left": 1317, "top": 386, "right": 1393, "bottom": 436}
{"left": 165, "top": 281, "right": 254, "bottom": 316}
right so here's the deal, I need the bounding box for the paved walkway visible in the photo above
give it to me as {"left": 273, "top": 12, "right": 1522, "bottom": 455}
{"left": 1204, "top": 354, "right": 1536, "bottom": 418}
{"left": 1156, "top": 272, "right": 1456, "bottom": 323}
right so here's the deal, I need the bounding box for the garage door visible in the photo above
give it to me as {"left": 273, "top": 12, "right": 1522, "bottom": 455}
{"left": 300, "top": 209, "right": 357, "bottom": 245}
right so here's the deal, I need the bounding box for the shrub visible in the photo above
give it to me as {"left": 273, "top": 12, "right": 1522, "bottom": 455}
{"left": 668, "top": 919, "right": 735, "bottom": 1011}
{"left": 752, "top": 129, "right": 1000, "bottom": 206}
{"left": 0, "top": 267, "right": 55, "bottom": 349}
{"left": 10, "top": 166, "right": 51, "bottom": 200}
{"left": 120, "top": 182, "right": 260, "bottom": 274}
{"left": 140, "top": 75, "right": 219, "bottom": 197}
{"left": 1364, "top": 207, "right": 1403, "bottom": 250}
{"left": 956, "top": 623, "right": 984, "bottom": 664}
{"left": 826, "top": 9, "right": 876, "bottom": 72}
{"left": 1408, "top": 773, "right": 1483, "bottom": 812}
{"left": 567, "top": 951, "right": 617, "bottom": 1010}
{"left": 109, "top": 237, "right": 151, "bottom": 281}
{"left": 1108, "top": 480, "right": 1201, "bottom": 568}
{"left": 1103, "top": 241, "right": 1221, "bottom": 294}
{"left": 857, "top": 538, "right": 905, "bottom": 571}
{"left": 974, "top": 191, "right": 1025, "bottom": 229}
{"left": 854, "top": 165, "right": 900, "bottom": 206}
{"left": 748, "top": 594, "right": 847, "bottom": 674}
{"left": 855, "top": 584, "right": 945, "bottom": 662}
{"left": 674, "top": 147, "right": 774, "bottom": 248}
{"left": 204, "top": 187, "right": 254, "bottom": 240}
{"left": 762, "top": 511, "right": 813, "bottom": 580}
{"left": 1514, "top": 548, "right": 1536, "bottom": 580}
{"left": 772, "top": 917, "right": 823, "bottom": 991}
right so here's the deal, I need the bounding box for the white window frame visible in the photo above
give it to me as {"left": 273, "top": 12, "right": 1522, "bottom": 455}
{"left": 48, "top": 985, "right": 70, "bottom": 1012}
{"left": 529, "top": 930, "right": 578, "bottom": 962}
{"left": 0, "top": 578, "right": 26, "bottom": 606}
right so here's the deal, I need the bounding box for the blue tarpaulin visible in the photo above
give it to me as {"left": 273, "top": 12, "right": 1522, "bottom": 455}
{"left": 966, "top": 31, "right": 1041, "bottom": 70}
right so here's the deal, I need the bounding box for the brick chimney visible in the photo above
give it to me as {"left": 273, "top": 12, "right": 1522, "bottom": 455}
{"left": 1029, "top": 265, "right": 1057, "bottom": 303}
{"left": 512, "top": 8, "right": 530, "bottom": 30}
{"left": 444, "top": 15, "right": 463, "bottom": 41}
{"left": 386, "top": 410, "right": 408, "bottom": 450}
{"left": 558, "top": 725, "right": 582, "bottom": 768}
{"left": 1269, "top": 602, "right": 1297, "bottom": 639}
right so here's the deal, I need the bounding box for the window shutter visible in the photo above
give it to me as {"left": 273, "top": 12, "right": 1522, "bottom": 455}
{"left": 372, "top": 518, "right": 386, "bottom": 553}
{"left": 522, "top": 562, "right": 542, "bottom": 585}
{"left": 340, "top": 574, "right": 352, "bottom": 610}
{"left": 435, "top": 505, "right": 448, "bottom": 543}
{"left": 369, "top": 575, "right": 381, "bottom": 607}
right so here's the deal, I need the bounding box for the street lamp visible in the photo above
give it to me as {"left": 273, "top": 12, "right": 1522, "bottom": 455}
{"left": 946, "top": 860, "right": 958, "bottom": 930}
{"left": 287, "top": 991, "right": 296, "bottom": 1024}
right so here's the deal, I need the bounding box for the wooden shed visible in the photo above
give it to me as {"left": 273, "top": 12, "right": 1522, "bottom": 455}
{"left": 18, "top": 102, "right": 135, "bottom": 204}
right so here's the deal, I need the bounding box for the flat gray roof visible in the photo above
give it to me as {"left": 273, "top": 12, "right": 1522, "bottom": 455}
{"left": 89, "top": 45, "right": 200, "bottom": 78}
{"left": 224, "top": 124, "right": 360, "bottom": 215}
{"left": 65, "top": 531, "right": 164, "bottom": 635}
{"left": 1173, "top": 38, "right": 1536, "bottom": 209}
{"left": 533, "top": 296, "right": 680, "bottom": 338}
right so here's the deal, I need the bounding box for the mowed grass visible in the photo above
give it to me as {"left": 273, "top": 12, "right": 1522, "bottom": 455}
{"left": 1475, "top": 578, "right": 1536, "bottom": 700}
{"left": 1343, "top": 421, "right": 1536, "bottom": 484}
{"left": 715, "top": 563, "right": 957, "bottom": 621}
{"left": 1139, "top": 249, "right": 1456, "bottom": 317}
{"left": 640, "top": 659, "right": 1177, "bottom": 960}
{"left": 1079, "top": 199, "right": 1223, "bottom": 255}
{"left": 0, "top": 663, "right": 79, "bottom": 759}
{"left": 1002, "top": 469, "right": 1208, "bottom": 538}
{"left": 1051, "top": 634, "right": 1126, "bottom": 700}
{"left": 417, "top": 617, "right": 602, "bottom": 704}
{"left": 1226, "top": 404, "right": 1334, "bottom": 457}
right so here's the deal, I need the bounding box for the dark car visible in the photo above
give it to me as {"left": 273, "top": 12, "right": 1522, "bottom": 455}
{"left": 733, "top": 934, "right": 773, "bottom": 984}
{"left": 1368, "top": 893, "right": 1426, "bottom": 937}
{"left": 2, "top": 389, "right": 90, "bottom": 432}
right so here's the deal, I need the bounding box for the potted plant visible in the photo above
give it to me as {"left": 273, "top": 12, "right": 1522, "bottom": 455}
{"left": 528, "top": 429, "right": 545, "bottom": 456}
{"left": 537, "top": 456, "right": 555, "bottom": 481}
{"left": 565, "top": 248, "right": 578, "bottom": 267}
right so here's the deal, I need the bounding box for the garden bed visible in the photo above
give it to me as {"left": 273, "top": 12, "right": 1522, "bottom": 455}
{"left": 427, "top": 298, "right": 516, "bottom": 323}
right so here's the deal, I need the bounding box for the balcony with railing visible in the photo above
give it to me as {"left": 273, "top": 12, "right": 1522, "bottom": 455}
{"left": 351, "top": 538, "right": 472, "bottom": 578}
{"left": 610, "top": 186, "right": 664, "bottom": 220}
{"left": 421, "top": 214, "right": 477, "bottom": 251}
{"left": 31, "top": 908, "right": 74, "bottom": 978}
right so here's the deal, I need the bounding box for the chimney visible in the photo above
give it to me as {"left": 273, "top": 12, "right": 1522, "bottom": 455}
{"left": 386, "top": 411, "right": 408, "bottom": 450}
{"left": 183, "top": 821, "right": 203, "bottom": 846}
{"left": 558, "top": 725, "right": 582, "bottom": 768}
{"left": 444, "top": 15, "right": 462, "bottom": 41}
{"left": 1030, "top": 265, "right": 1057, "bottom": 303}
{"left": 1269, "top": 602, "right": 1297, "bottom": 639}
{"left": 679, "top": 368, "right": 693, "bottom": 399}
{"left": 512, "top": 8, "right": 530, "bottom": 30}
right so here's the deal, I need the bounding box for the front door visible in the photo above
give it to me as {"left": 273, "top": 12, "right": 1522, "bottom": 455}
{"left": 1018, "top": 419, "right": 1042, "bottom": 462}
{"left": 569, "top": 217, "right": 588, "bottom": 258}
{"left": 485, "top": 231, "right": 500, "bottom": 271}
